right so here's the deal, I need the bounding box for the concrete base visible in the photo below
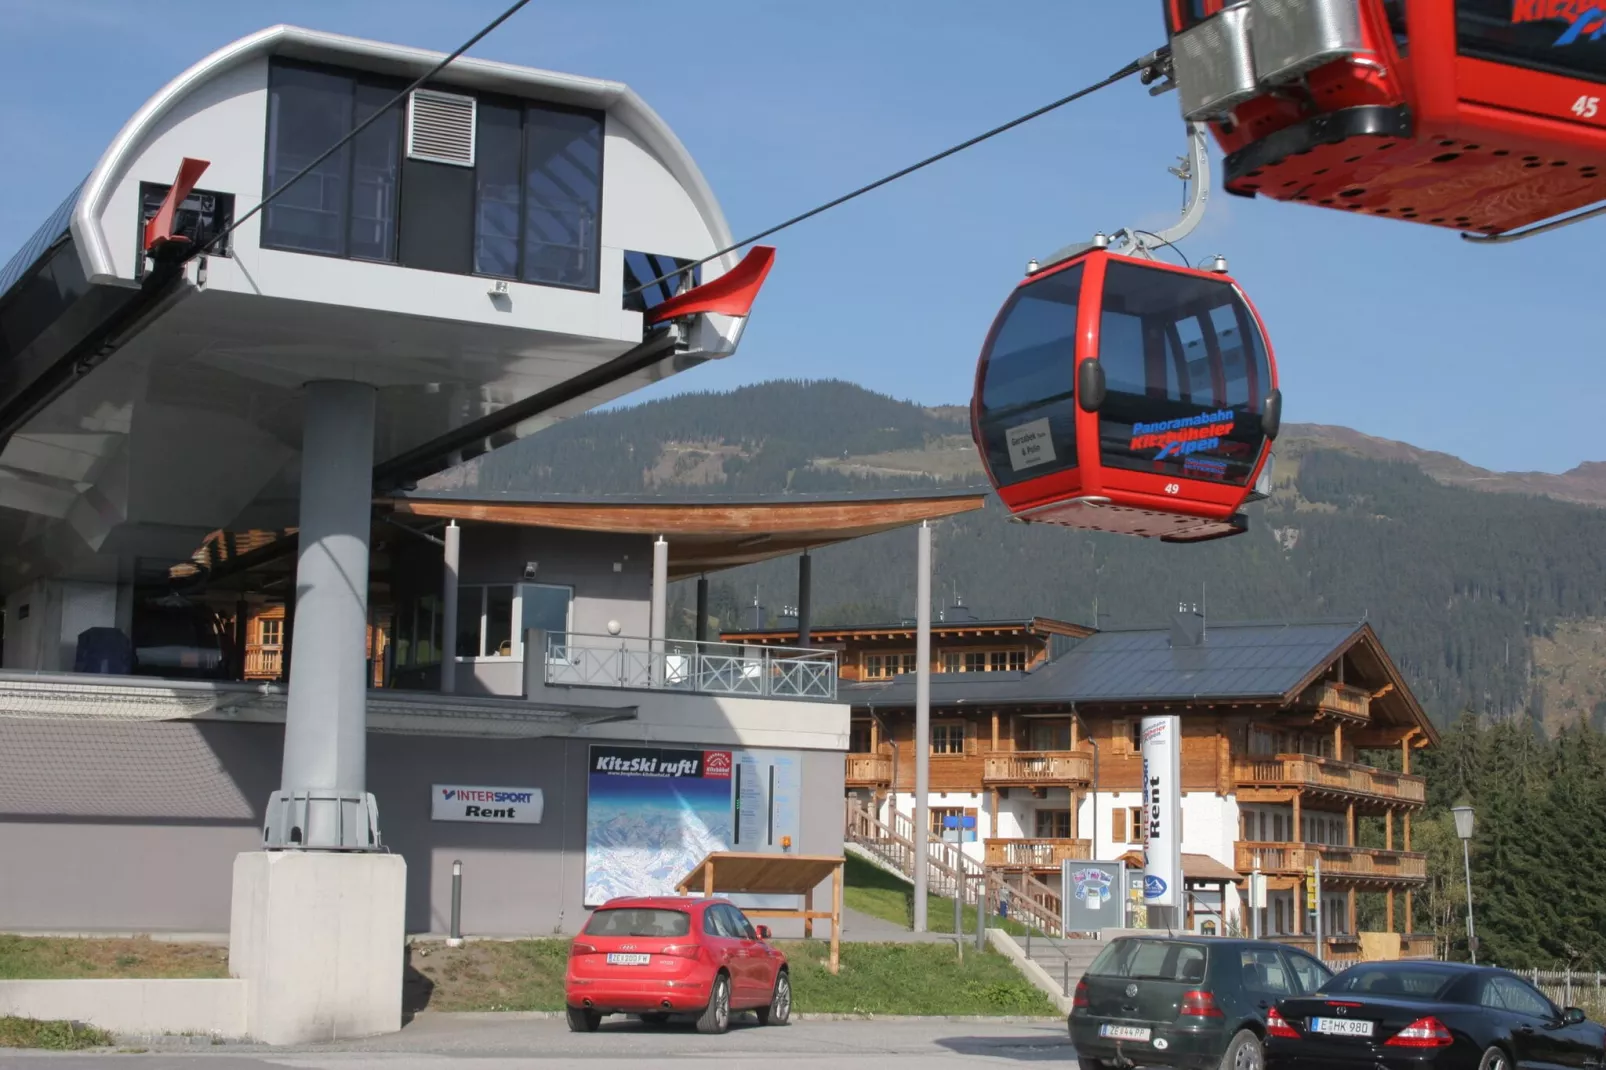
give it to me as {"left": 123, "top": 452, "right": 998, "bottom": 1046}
{"left": 0, "top": 979, "right": 247, "bottom": 1038}
{"left": 229, "top": 851, "right": 406, "bottom": 1045}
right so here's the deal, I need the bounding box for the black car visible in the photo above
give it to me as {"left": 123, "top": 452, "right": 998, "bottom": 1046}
{"left": 1265, "top": 960, "right": 1606, "bottom": 1070}
{"left": 1070, "top": 935, "right": 1334, "bottom": 1070}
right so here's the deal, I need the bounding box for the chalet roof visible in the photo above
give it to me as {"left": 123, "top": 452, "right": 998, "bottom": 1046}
{"left": 847, "top": 618, "right": 1438, "bottom": 744}
{"left": 725, "top": 615, "right": 1094, "bottom": 642}
{"left": 1022, "top": 620, "right": 1366, "bottom": 704}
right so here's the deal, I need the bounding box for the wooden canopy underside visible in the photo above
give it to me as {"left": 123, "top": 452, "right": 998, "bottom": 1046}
{"left": 387, "top": 494, "right": 987, "bottom": 580}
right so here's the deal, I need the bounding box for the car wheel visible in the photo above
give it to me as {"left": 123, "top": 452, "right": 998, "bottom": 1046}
{"left": 696, "top": 973, "right": 732, "bottom": 1035}
{"left": 638, "top": 1012, "right": 670, "bottom": 1026}
{"left": 756, "top": 971, "right": 792, "bottom": 1026}
{"left": 566, "top": 1006, "right": 601, "bottom": 1033}
{"left": 1478, "top": 1046, "right": 1511, "bottom": 1070}
{"left": 1220, "top": 1029, "right": 1264, "bottom": 1070}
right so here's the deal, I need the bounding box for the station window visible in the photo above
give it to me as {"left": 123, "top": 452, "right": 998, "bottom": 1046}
{"left": 262, "top": 62, "right": 404, "bottom": 261}
{"left": 454, "top": 582, "right": 573, "bottom": 659}
{"left": 473, "top": 98, "right": 604, "bottom": 290}
{"left": 262, "top": 60, "right": 604, "bottom": 291}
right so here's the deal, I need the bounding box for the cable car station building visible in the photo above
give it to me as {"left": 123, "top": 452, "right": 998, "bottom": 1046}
{"left": 0, "top": 24, "right": 883, "bottom": 1043}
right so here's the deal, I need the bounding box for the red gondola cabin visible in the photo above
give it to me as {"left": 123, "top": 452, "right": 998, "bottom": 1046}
{"left": 971, "top": 249, "right": 1280, "bottom": 542}
{"left": 1165, "top": 1, "right": 1606, "bottom": 237}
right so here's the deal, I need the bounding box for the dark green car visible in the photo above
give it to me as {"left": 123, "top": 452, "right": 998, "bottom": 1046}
{"left": 1069, "top": 936, "right": 1333, "bottom": 1070}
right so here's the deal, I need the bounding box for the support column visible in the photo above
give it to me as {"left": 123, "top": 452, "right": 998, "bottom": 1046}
{"left": 1385, "top": 808, "right": 1395, "bottom": 850}
{"left": 1403, "top": 812, "right": 1412, "bottom": 851}
{"left": 695, "top": 574, "right": 709, "bottom": 644}
{"left": 797, "top": 550, "right": 812, "bottom": 648}
{"left": 1347, "top": 886, "right": 1356, "bottom": 935}
{"left": 1387, "top": 888, "right": 1396, "bottom": 932}
{"left": 234, "top": 599, "right": 249, "bottom": 680}
{"left": 234, "top": 380, "right": 405, "bottom": 1045}
{"left": 1346, "top": 802, "right": 1355, "bottom": 846}
{"left": 440, "top": 520, "right": 460, "bottom": 694}
{"left": 912, "top": 521, "right": 932, "bottom": 932}
{"left": 1294, "top": 880, "right": 1304, "bottom": 934}
{"left": 1292, "top": 792, "right": 1302, "bottom": 844}
{"left": 650, "top": 536, "right": 668, "bottom": 686}
{"left": 1405, "top": 890, "right": 1414, "bottom": 932}
{"left": 270, "top": 380, "right": 379, "bottom": 850}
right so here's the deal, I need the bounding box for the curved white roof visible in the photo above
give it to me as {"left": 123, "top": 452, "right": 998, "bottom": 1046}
{"left": 67, "top": 23, "right": 735, "bottom": 286}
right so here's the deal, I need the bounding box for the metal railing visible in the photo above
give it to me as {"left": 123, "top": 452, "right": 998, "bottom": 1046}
{"left": 545, "top": 633, "right": 837, "bottom": 700}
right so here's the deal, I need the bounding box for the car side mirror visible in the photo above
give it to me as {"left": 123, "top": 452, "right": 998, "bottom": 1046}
{"left": 1564, "top": 1007, "right": 1588, "bottom": 1026}
{"left": 1077, "top": 359, "right": 1106, "bottom": 413}
{"left": 756, "top": 925, "right": 772, "bottom": 940}
{"left": 1262, "top": 387, "right": 1282, "bottom": 440}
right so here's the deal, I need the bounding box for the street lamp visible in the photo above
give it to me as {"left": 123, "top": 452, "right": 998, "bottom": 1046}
{"left": 1451, "top": 805, "right": 1477, "bottom": 964}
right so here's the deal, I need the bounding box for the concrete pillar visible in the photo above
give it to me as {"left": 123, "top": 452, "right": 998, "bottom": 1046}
{"left": 231, "top": 380, "right": 403, "bottom": 1045}
{"left": 695, "top": 575, "right": 709, "bottom": 644}
{"left": 271, "top": 380, "right": 378, "bottom": 850}
{"left": 441, "top": 520, "right": 460, "bottom": 694}
{"left": 650, "top": 536, "right": 668, "bottom": 685}
{"left": 797, "top": 550, "right": 812, "bottom": 647}
{"left": 913, "top": 521, "right": 931, "bottom": 932}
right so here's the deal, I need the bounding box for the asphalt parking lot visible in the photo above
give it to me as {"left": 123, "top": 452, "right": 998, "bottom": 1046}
{"left": 0, "top": 1014, "right": 1077, "bottom": 1069}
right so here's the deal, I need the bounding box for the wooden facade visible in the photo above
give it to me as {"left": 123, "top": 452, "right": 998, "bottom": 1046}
{"left": 839, "top": 621, "right": 1438, "bottom": 954}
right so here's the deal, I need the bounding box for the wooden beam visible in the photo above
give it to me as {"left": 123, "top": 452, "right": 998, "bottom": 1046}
{"left": 1405, "top": 890, "right": 1414, "bottom": 931}
{"left": 1385, "top": 809, "right": 1394, "bottom": 851}
{"left": 1403, "top": 812, "right": 1412, "bottom": 852}
{"left": 1347, "top": 802, "right": 1356, "bottom": 846}
{"left": 830, "top": 862, "right": 844, "bottom": 975}
{"left": 1387, "top": 889, "right": 1396, "bottom": 932}
{"left": 1347, "top": 887, "right": 1357, "bottom": 935}
{"left": 991, "top": 711, "right": 1000, "bottom": 751}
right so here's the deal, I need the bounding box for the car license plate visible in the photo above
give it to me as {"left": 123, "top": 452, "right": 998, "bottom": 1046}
{"left": 606, "top": 953, "right": 650, "bottom": 965}
{"left": 1099, "top": 1025, "right": 1152, "bottom": 1041}
{"left": 1311, "top": 1017, "right": 1373, "bottom": 1037}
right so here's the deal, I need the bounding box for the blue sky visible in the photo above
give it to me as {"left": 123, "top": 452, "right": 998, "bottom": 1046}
{"left": 1, "top": 1, "right": 1597, "bottom": 474}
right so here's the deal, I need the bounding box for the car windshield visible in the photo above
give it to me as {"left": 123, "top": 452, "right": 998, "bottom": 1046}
{"left": 1091, "top": 939, "right": 1209, "bottom": 983}
{"left": 582, "top": 908, "right": 690, "bottom": 938}
{"left": 1321, "top": 964, "right": 1464, "bottom": 1001}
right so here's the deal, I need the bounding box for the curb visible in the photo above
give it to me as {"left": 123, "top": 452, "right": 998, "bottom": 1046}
{"left": 422, "top": 1010, "right": 1065, "bottom": 1023}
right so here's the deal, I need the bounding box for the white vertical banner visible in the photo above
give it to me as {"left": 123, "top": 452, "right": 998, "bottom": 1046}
{"left": 1140, "top": 715, "right": 1183, "bottom": 909}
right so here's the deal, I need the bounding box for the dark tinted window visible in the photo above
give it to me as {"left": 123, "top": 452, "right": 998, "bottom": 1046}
{"left": 1323, "top": 964, "right": 1464, "bottom": 1000}
{"left": 1092, "top": 939, "right": 1209, "bottom": 982}
{"left": 1240, "top": 948, "right": 1295, "bottom": 996}
{"left": 474, "top": 100, "right": 605, "bottom": 290}
{"left": 1095, "top": 260, "right": 1271, "bottom": 487}
{"left": 1482, "top": 974, "right": 1558, "bottom": 1019}
{"left": 975, "top": 264, "right": 1083, "bottom": 487}
{"left": 263, "top": 63, "right": 403, "bottom": 259}
{"left": 583, "top": 908, "right": 690, "bottom": 937}
{"left": 1458, "top": 1, "right": 1606, "bottom": 84}
{"left": 1286, "top": 950, "right": 1334, "bottom": 994}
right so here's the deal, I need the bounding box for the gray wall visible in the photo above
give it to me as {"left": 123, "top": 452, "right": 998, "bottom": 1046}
{"left": 0, "top": 719, "right": 845, "bottom": 938}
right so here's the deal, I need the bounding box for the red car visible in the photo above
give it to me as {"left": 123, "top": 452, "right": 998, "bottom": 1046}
{"left": 565, "top": 896, "right": 791, "bottom": 1034}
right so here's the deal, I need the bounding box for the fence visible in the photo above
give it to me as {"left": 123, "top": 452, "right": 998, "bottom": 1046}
{"left": 546, "top": 633, "right": 837, "bottom": 700}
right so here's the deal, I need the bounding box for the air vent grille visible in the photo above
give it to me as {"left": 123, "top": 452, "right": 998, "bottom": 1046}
{"left": 407, "top": 89, "right": 476, "bottom": 167}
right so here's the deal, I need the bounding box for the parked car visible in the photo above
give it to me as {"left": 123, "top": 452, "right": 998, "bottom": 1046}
{"left": 1265, "top": 960, "right": 1606, "bottom": 1070}
{"left": 1069, "top": 935, "right": 1333, "bottom": 1070}
{"left": 564, "top": 896, "right": 791, "bottom": 1034}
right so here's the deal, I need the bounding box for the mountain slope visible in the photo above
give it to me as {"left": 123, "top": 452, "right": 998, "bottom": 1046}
{"left": 431, "top": 380, "right": 1606, "bottom": 729}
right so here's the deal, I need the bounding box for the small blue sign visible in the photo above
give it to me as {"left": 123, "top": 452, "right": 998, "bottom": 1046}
{"left": 1143, "top": 875, "right": 1168, "bottom": 900}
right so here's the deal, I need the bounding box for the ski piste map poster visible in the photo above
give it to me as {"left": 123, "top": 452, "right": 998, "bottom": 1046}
{"left": 584, "top": 744, "right": 801, "bottom": 907}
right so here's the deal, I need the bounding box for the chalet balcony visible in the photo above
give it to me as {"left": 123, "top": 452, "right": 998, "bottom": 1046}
{"left": 244, "top": 647, "right": 282, "bottom": 680}
{"left": 1234, "top": 754, "right": 1426, "bottom": 807}
{"left": 1298, "top": 680, "right": 1371, "bottom": 720}
{"left": 1235, "top": 842, "right": 1427, "bottom": 883}
{"left": 845, "top": 753, "right": 892, "bottom": 788}
{"left": 981, "top": 750, "right": 1092, "bottom": 788}
{"left": 984, "top": 837, "right": 1092, "bottom": 869}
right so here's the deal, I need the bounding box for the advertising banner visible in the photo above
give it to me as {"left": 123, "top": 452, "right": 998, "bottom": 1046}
{"left": 1140, "top": 715, "right": 1183, "bottom": 909}
{"left": 584, "top": 744, "right": 801, "bottom": 906}
{"left": 1061, "top": 860, "right": 1125, "bottom": 934}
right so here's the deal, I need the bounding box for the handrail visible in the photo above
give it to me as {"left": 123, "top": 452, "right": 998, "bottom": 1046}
{"left": 547, "top": 632, "right": 837, "bottom": 700}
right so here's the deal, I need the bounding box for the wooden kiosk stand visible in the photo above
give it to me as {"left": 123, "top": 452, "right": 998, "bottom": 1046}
{"left": 676, "top": 852, "right": 846, "bottom": 974}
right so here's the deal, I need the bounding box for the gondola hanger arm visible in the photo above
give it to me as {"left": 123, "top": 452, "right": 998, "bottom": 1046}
{"left": 1033, "top": 120, "right": 1212, "bottom": 275}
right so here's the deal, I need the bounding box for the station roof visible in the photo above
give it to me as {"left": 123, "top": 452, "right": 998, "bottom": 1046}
{"left": 173, "top": 486, "right": 989, "bottom": 588}
{"left": 383, "top": 486, "right": 988, "bottom": 580}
